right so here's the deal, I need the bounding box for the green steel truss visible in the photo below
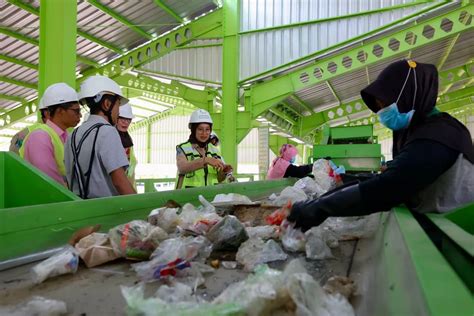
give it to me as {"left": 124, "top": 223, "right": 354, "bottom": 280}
{"left": 80, "top": 10, "right": 222, "bottom": 80}
{"left": 246, "top": 4, "right": 473, "bottom": 140}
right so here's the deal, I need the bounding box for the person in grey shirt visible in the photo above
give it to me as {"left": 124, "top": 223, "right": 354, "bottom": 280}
{"left": 65, "top": 75, "right": 136, "bottom": 199}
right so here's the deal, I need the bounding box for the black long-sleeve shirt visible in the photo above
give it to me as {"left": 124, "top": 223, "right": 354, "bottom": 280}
{"left": 284, "top": 164, "right": 313, "bottom": 178}
{"left": 359, "top": 139, "right": 459, "bottom": 212}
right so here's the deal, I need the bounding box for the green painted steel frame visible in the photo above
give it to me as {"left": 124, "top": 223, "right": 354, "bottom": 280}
{"left": 153, "top": 0, "right": 183, "bottom": 23}
{"left": 0, "top": 178, "right": 293, "bottom": 261}
{"left": 0, "top": 75, "right": 36, "bottom": 90}
{"left": 248, "top": 4, "right": 473, "bottom": 128}
{"left": 0, "top": 53, "right": 37, "bottom": 70}
{"left": 7, "top": 0, "right": 123, "bottom": 54}
{"left": 80, "top": 9, "right": 223, "bottom": 80}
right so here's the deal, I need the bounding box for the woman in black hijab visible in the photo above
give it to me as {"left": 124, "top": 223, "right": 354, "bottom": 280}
{"left": 288, "top": 60, "right": 474, "bottom": 232}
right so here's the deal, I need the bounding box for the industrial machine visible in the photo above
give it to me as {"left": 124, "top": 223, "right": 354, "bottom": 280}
{"left": 313, "top": 125, "right": 382, "bottom": 172}
{"left": 0, "top": 152, "right": 472, "bottom": 315}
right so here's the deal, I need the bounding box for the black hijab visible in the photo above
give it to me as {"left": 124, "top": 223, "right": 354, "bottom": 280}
{"left": 118, "top": 130, "right": 134, "bottom": 148}
{"left": 188, "top": 123, "right": 212, "bottom": 148}
{"left": 361, "top": 59, "right": 474, "bottom": 163}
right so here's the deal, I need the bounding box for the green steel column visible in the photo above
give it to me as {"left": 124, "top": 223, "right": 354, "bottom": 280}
{"left": 38, "top": 0, "right": 77, "bottom": 96}
{"left": 221, "top": 0, "right": 239, "bottom": 167}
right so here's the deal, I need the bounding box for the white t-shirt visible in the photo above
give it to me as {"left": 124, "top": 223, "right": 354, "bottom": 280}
{"left": 65, "top": 115, "right": 129, "bottom": 198}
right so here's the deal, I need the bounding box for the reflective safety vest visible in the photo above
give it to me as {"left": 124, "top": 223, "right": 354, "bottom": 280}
{"left": 19, "top": 124, "right": 66, "bottom": 176}
{"left": 176, "top": 141, "right": 221, "bottom": 188}
{"left": 125, "top": 146, "right": 137, "bottom": 188}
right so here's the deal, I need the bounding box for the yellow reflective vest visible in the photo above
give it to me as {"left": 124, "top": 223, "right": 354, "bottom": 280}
{"left": 19, "top": 124, "right": 66, "bottom": 176}
{"left": 176, "top": 141, "right": 221, "bottom": 188}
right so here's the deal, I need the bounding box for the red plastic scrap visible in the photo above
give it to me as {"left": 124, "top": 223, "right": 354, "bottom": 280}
{"left": 265, "top": 201, "right": 292, "bottom": 226}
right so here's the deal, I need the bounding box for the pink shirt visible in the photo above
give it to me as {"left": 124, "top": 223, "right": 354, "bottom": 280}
{"left": 23, "top": 120, "right": 68, "bottom": 186}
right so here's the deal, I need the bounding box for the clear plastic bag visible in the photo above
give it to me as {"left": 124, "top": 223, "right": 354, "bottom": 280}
{"left": 206, "top": 215, "right": 249, "bottom": 250}
{"left": 178, "top": 202, "right": 222, "bottom": 235}
{"left": 211, "top": 193, "right": 254, "bottom": 206}
{"left": 31, "top": 246, "right": 79, "bottom": 284}
{"left": 245, "top": 226, "right": 279, "bottom": 240}
{"left": 236, "top": 238, "right": 288, "bottom": 272}
{"left": 312, "top": 159, "right": 338, "bottom": 192}
{"left": 132, "top": 236, "right": 212, "bottom": 282}
{"left": 271, "top": 186, "right": 307, "bottom": 206}
{"left": 3, "top": 296, "right": 67, "bottom": 316}
{"left": 322, "top": 213, "right": 380, "bottom": 240}
{"left": 121, "top": 284, "right": 243, "bottom": 316}
{"left": 281, "top": 220, "right": 306, "bottom": 252}
{"left": 304, "top": 227, "right": 336, "bottom": 260}
{"left": 294, "top": 177, "right": 325, "bottom": 198}
{"left": 108, "top": 220, "right": 167, "bottom": 260}
{"left": 148, "top": 207, "right": 180, "bottom": 233}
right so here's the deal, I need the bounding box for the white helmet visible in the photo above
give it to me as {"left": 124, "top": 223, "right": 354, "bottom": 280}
{"left": 189, "top": 109, "right": 213, "bottom": 128}
{"left": 39, "top": 83, "right": 79, "bottom": 109}
{"left": 78, "top": 75, "right": 129, "bottom": 106}
{"left": 119, "top": 103, "right": 134, "bottom": 119}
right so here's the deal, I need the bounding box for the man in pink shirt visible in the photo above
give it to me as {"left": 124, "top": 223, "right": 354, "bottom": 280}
{"left": 22, "top": 83, "right": 82, "bottom": 186}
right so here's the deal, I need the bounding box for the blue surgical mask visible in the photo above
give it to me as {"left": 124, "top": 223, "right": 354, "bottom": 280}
{"left": 377, "top": 103, "right": 414, "bottom": 131}
{"left": 378, "top": 61, "right": 418, "bottom": 131}
{"left": 290, "top": 157, "right": 296, "bottom": 164}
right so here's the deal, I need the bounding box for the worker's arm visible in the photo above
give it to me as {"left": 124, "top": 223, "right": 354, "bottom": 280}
{"left": 284, "top": 164, "right": 312, "bottom": 178}
{"left": 288, "top": 140, "right": 459, "bottom": 231}
{"left": 110, "top": 167, "right": 136, "bottom": 195}
{"left": 177, "top": 154, "right": 225, "bottom": 174}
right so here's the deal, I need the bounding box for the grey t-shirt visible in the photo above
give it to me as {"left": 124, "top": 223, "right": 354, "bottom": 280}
{"left": 65, "top": 115, "right": 129, "bottom": 198}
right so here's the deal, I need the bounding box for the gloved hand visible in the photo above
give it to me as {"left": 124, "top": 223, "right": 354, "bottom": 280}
{"left": 287, "top": 184, "right": 365, "bottom": 232}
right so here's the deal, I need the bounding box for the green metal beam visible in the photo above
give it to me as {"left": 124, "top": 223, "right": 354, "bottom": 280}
{"left": 281, "top": 102, "right": 302, "bottom": 118}
{"left": 437, "top": 33, "right": 460, "bottom": 70}
{"left": 38, "top": 0, "right": 77, "bottom": 96}
{"left": 268, "top": 107, "right": 297, "bottom": 125}
{"left": 0, "top": 54, "right": 37, "bottom": 70}
{"left": 240, "top": 1, "right": 431, "bottom": 36}
{"left": 0, "top": 76, "right": 36, "bottom": 90}
{"left": 326, "top": 81, "right": 341, "bottom": 104}
{"left": 137, "top": 68, "right": 222, "bottom": 85}
{"left": 0, "top": 94, "right": 26, "bottom": 103}
{"left": 176, "top": 43, "right": 222, "bottom": 50}
{"left": 81, "top": 9, "right": 222, "bottom": 80}
{"left": 220, "top": 0, "right": 240, "bottom": 167}
{"left": 7, "top": 0, "right": 123, "bottom": 54}
{"left": 250, "top": 4, "right": 473, "bottom": 119}
{"left": 240, "top": 1, "right": 449, "bottom": 84}
{"left": 153, "top": 0, "right": 183, "bottom": 23}
{"left": 88, "top": 0, "right": 153, "bottom": 40}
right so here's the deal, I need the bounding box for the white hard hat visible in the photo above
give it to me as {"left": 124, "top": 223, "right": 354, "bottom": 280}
{"left": 189, "top": 109, "right": 213, "bottom": 128}
{"left": 119, "top": 103, "right": 134, "bottom": 119}
{"left": 78, "top": 75, "right": 129, "bottom": 106}
{"left": 39, "top": 83, "right": 79, "bottom": 109}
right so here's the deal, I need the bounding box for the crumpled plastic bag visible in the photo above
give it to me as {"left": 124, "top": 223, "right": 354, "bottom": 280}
{"left": 206, "top": 215, "right": 249, "bottom": 250}
{"left": 109, "top": 220, "right": 168, "bottom": 260}
{"left": 211, "top": 193, "right": 254, "bottom": 206}
{"left": 31, "top": 246, "right": 79, "bottom": 284}
{"left": 121, "top": 283, "right": 243, "bottom": 316}
{"left": 236, "top": 238, "right": 288, "bottom": 271}
{"left": 148, "top": 207, "right": 180, "bottom": 233}
{"left": 245, "top": 226, "right": 279, "bottom": 240}
{"left": 281, "top": 220, "right": 306, "bottom": 252}
{"left": 155, "top": 282, "right": 196, "bottom": 303}
{"left": 312, "top": 159, "right": 338, "bottom": 192}
{"left": 75, "top": 232, "right": 119, "bottom": 268}
{"left": 132, "top": 236, "right": 212, "bottom": 282}
{"left": 305, "top": 226, "right": 338, "bottom": 260}
{"left": 1, "top": 296, "right": 67, "bottom": 316}
{"left": 271, "top": 186, "right": 307, "bottom": 206}
{"left": 322, "top": 214, "right": 380, "bottom": 240}
{"left": 178, "top": 202, "right": 222, "bottom": 235}
{"left": 294, "top": 177, "right": 325, "bottom": 198}
{"left": 323, "top": 276, "right": 356, "bottom": 300}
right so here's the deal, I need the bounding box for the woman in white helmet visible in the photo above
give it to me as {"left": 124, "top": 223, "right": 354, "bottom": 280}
{"left": 175, "top": 109, "right": 233, "bottom": 189}
{"left": 64, "top": 75, "right": 136, "bottom": 199}
{"left": 116, "top": 103, "right": 137, "bottom": 187}
{"left": 21, "top": 83, "right": 81, "bottom": 186}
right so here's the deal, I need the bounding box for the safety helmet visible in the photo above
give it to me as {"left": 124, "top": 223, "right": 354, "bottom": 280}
{"left": 119, "top": 103, "right": 134, "bottom": 119}
{"left": 39, "top": 83, "right": 79, "bottom": 109}
{"left": 189, "top": 109, "right": 213, "bottom": 128}
{"left": 78, "top": 75, "right": 129, "bottom": 106}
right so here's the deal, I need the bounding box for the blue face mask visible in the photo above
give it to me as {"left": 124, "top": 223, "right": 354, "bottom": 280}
{"left": 377, "top": 103, "right": 414, "bottom": 131}
{"left": 289, "top": 157, "right": 296, "bottom": 164}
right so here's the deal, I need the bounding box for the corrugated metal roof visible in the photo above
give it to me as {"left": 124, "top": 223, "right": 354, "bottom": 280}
{"left": 440, "top": 29, "right": 474, "bottom": 71}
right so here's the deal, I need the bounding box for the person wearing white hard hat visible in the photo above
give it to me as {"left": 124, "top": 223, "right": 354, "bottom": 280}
{"left": 20, "top": 83, "right": 81, "bottom": 186}
{"left": 116, "top": 103, "right": 137, "bottom": 187}
{"left": 64, "top": 75, "right": 136, "bottom": 198}
{"left": 9, "top": 97, "right": 50, "bottom": 154}
{"left": 175, "top": 109, "right": 233, "bottom": 189}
